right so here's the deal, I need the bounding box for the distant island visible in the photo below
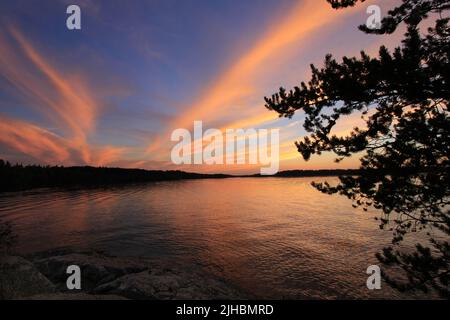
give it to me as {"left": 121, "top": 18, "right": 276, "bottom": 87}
{"left": 249, "top": 169, "right": 361, "bottom": 178}
{"left": 0, "top": 159, "right": 360, "bottom": 192}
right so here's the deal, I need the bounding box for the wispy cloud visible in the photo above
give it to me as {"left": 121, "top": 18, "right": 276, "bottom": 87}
{"left": 0, "top": 115, "right": 72, "bottom": 163}
{"left": 0, "top": 1, "right": 379, "bottom": 172}
{"left": 0, "top": 27, "right": 125, "bottom": 166}
{"left": 146, "top": 0, "right": 365, "bottom": 166}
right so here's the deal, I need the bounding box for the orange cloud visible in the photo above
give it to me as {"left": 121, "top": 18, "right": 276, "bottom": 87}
{"left": 11, "top": 28, "right": 97, "bottom": 139}
{"left": 0, "top": 27, "right": 129, "bottom": 166}
{"left": 0, "top": 2, "right": 376, "bottom": 173}
{"left": 0, "top": 115, "right": 71, "bottom": 164}
{"left": 172, "top": 0, "right": 362, "bottom": 128}
{"left": 0, "top": 27, "right": 99, "bottom": 163}
{"left": 0, "top": 114, "right": 127, "bottom": 166}
{"left": 146, "top": 0, "right": 365, "bottom": 160}
{"left": 91, "top": 145, "right": 128, "bottom": 167}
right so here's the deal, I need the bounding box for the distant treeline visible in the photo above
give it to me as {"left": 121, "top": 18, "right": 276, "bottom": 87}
{"left": 0, "top": 159, "right": 364, "bottom": 192}
{"left": 250, "top": 169, "right": 361, "bottom": 178}
{"left": 0, "top": 160, "right": 230, "bottom": 192}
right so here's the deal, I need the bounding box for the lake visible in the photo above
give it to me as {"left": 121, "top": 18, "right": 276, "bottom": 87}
{"left": 0, "top": 177, "right": 431, "bottom": 299}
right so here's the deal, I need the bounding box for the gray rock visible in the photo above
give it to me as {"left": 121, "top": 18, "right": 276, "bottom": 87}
{"left": 94, "top": 270, "right": 159, "bottom": 299}
{"left": 32, "top": 251, "right": 148, "bottom": 291}
{"left": 94, "top": 263, "right": 245, "bottom": 300}
{"left": 2, "top": 250, "right": 247, "bottom": 300}
{"left": 0, "top": 255, "right": 56, "bottom": 299}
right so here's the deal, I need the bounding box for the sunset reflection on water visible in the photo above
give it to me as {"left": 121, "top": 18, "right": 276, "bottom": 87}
{"left": 0, "top": 177, "right": 430, "bottom": 299}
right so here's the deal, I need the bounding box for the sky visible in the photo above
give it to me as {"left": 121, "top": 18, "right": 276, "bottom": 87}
{"left": 0, "top": 0, "right": 405, "bottom": 174}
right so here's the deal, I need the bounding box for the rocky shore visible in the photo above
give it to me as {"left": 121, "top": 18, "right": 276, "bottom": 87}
{"left": 0, "top": 249, "right": 247, "bottom": 300}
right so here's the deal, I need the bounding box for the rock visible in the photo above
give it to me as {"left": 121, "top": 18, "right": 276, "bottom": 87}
{"left": 2, "top": 250, "right": 248, "bottom": 300}
{"left": 0, "top": 255, "right": 56, "bottom": 299}
{"left": 94, "top": 270, "right": 159, "bottom": 299}
{"left": 94, "top": 263, "right": 246, "bottom": 300}
{"left": 32, "top": 251, "right": 148, "bottom": 291}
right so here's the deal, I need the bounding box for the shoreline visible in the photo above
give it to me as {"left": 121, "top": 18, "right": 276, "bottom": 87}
{"left": 0, "top": 159, "right": 360, "bottom": 193}
{"left": 0, "top": 248, "right": 250, "bottom": 300}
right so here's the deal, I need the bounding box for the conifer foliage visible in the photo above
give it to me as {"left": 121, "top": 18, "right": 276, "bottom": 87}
{"left": 265, "top": 0, "right": 450, "bottom": 296}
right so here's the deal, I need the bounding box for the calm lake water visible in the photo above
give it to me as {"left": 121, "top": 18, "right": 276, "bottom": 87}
{"left": 0, "top": 177, "right": 432, "bottom": 299}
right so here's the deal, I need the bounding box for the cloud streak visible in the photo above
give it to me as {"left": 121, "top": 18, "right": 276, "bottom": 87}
{"left": 0, "top": 114, "right": 72, "bottom": 164}
{"left": 146, "top": 0, "right": 366, "bottom": 169}
{"left": 0, "top": 27, "right": 124, "bottom": 166}
{"left": 0, "top": 1, "right": 377, "bottom": 173}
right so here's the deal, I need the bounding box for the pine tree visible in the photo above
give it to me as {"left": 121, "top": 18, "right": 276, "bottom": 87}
{"left": 265, "top": 0, "right": 450, "bottom": 297}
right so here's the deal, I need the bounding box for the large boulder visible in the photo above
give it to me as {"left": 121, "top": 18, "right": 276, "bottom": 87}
{"left": 1, "top": 250, "right": 247, "bottom": 300}
{"left": 31, "top": 250, "right": 148, "bottom": 291}
{"left": 0, "top": 255, "right": 56, "bottom": 299}
{"left": 94, "top": 263, "right": 245, "bottom": 300}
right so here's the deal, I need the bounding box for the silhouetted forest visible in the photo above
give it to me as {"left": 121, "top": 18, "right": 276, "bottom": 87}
{"left": 0, "top": 159, "right": 231, "bottom": 192}
{"left": 0, "top": 159, "right": 365, "bottom": 192}
{"left": 251, "top": 169, "right": 361, "bottom": 177}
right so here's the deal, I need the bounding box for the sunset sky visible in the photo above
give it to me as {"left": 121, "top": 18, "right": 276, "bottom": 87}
{"left": 0, "top": 0, "right": 405, "bottom": 174}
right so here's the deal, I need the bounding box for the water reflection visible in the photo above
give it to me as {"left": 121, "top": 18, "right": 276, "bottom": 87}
{"left": 0, "top": 178, "right": 430, "bottom": 299}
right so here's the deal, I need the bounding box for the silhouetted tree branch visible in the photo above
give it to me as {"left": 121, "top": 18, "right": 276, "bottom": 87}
{"left": 265, "top": 0, "right": 449, "bottom": 296}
